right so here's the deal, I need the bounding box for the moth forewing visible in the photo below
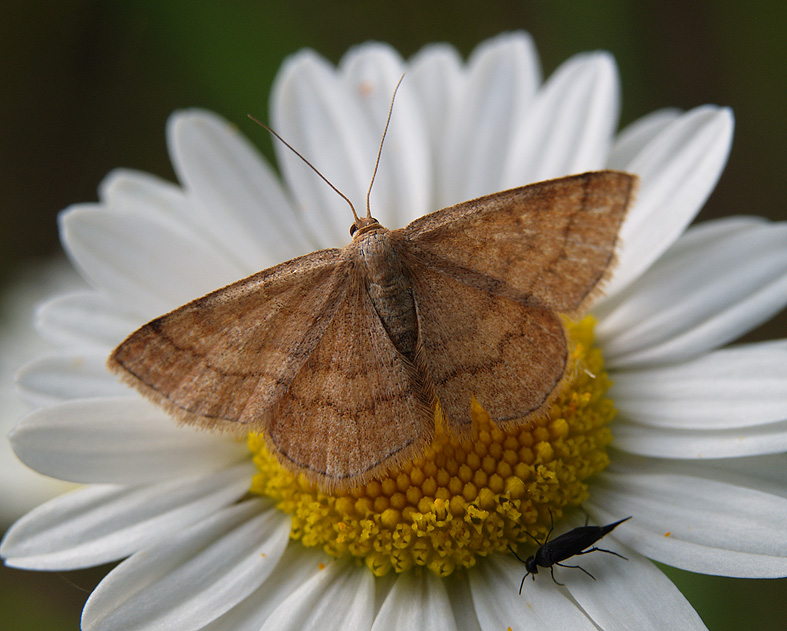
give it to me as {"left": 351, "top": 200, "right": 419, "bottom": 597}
{"left": 264, "top": 264, "right": 435, "bottom": 490}
{"left": 397, "top": 171, "right": 636, "bottom": 436}
{"left": 400, "top": 171, "right": 636, "bottom": 317}
{"left": 108, "top": 171, "right": 637, "bottom": 490}
{"left": 107, "top": 247, "right": 349, "bottom": 434}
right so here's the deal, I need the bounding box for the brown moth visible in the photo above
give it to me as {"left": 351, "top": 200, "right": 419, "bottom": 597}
{"left": 109, "top": 166, "right": 636, "bottom": 491}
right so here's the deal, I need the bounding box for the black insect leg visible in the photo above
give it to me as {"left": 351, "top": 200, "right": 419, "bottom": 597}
{"left": 548, "top": 565, "right": 565, "bottom": 586}
{"left": 574, "top": 546, "right": 628, "bottom": 561}
{"left": 555, "top": 562, "right": 596, "bottom": 581}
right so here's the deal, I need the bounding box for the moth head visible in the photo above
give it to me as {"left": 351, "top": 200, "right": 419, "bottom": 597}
{"left": 350, "top": 216, "right": 381, "bottom": 237}
{"left": 525, "top": 555, "right": 539, "bottom": 575}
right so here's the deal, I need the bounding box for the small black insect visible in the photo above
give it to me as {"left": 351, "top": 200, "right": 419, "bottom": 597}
{"left": 510, "top": 513, "right": 631, "bottom": 592}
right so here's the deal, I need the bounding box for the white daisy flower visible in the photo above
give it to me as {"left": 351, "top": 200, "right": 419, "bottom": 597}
{"left": 3, "top": 32, "right": 787, "bottom": 630}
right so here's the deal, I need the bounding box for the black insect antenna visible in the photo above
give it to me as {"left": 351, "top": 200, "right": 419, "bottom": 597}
{"left": 247, "top": 114, "right": 361, "bottom": 223}
{"left": 365, "top": 74, "right": 405, "bottom": 219}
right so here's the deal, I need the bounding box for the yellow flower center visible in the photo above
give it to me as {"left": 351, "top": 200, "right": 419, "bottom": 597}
{"left": 248, "top": 316, "right": 614, "bottom": 577}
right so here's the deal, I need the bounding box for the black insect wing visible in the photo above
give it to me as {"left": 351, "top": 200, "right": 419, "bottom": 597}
{"left": 536, "top": 517, "right": 630, "bottom": 567}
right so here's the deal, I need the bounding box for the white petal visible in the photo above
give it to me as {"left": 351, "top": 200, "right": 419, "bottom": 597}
{"left": 444, "top": 572, "right": 482, "bottom": 631}
{"left": 590, "top": 458, "right": 787, "bottom": 577}
{"left": 16, "top": 351, "right": 128, "bottom": 406}
{"left": 445, "top": 572, "right": 483, "bottom": 631}
{"left": 199, "top": 544, "right": 331, "bottom": 631}
{"left": 168, "top": 110, "right": 310, "bottom": 270}
{"left": 10, "top": 397, "right": 246, "bottom": 484}
{"left": 564, "top": 540, "right": 707, "bottom": 630}
{"left": 272, "top": 50, "right": 378, "bottom": 248}
{"left": 708, "top": 452, "right": 787, "bottom": 488}
{"left": 260, "top": 560, "right": 375, "bottom": 631}
{"left": 371, "top": 571, "right": 458, "bottom": 631}
{"left": 98, "top": 169, "right": 231, "bottom": 258}
{"left": 595, "top": 217, "right": 766, "bottom": 322}
{"left": 35, "top": 291, "right": 137, "bottom": 350}
{"left": 598, "top": 221, "right": 787, "bottom": 367}
{"left": 502, "top": 51, "right": 620, "bottom": 186}
{"left": 612, "top": 417, "right": 787, "bottom": 458}
{"left": 649, "top": 214, "right": 769, "bottom": 257}
{"left": 0, "top": 462, "right": 253, "bottom": 570}
{"left": 82, "top": 500, "right": 290, "bottom": 631}
{"left": 611, "top": 340, "right": 787, "bottom": 429}
{"left": 409, "top": 43, "right": 463, "bottom": 197}
{"left": 0, "top": 264, "right": 82, "bottom": 521}
{"left": 603, "top": 106, "right": 734, "bottom": 297}
{"left": 339, "top": 42, "right": 432, "bottom": 227}
{"left": 469, "top": 555, "right": 597, "bottom": 630}
{"left": 60, "top": 203, "right": 242, "bottom": 319}
{"left": 607, "top": 108, "right": 681, "bottom": 170}
{"left": 439, "top": 32, "right": 541, "bottom": 206}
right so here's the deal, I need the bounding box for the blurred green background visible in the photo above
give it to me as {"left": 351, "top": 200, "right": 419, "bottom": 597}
{"left": 1, "top": 1, "right": 785, "bottom": 629}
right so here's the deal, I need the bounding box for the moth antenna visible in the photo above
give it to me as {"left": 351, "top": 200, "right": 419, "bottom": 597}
{"left": 366, "top": 74, "right": 405, "bottom": 219}
{"left": 248, "top": 114, "right": 361, "bottom": 222}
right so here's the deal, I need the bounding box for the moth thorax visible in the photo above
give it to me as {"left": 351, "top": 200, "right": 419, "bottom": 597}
{"left": 357, "top": 229, "right": 418, "bottom": 359}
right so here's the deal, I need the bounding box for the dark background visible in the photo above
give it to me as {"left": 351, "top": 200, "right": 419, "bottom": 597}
{"left": 1, "top": 1, "right": 785, "bottom": 629}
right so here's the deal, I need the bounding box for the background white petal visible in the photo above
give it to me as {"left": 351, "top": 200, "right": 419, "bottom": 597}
{"left": 0, "top": 462, "right": 253, "bottom": 570}
{"left": 371, "top": 570, "right": 458, "bottom": 631}
{"left": 409, "top": 43, "right": 463, "bottom": 210}
{"left": 272, "top": 50, "right": 379, "bottom": 248}
{"left": 260, "top": 559, "right": 375, "bottom": 631}
{"left": 710, "top": 452, "right": 787, "bottom": 487}
{"left": 0, "top": 260, "right": 84, "bottom": 523}
{"left": 439, "top": 32, "right": 540, "bottom": 206}
{"left": 642, "top": 215, "right": 770, "bottom": 260}
{"left": 590, "top": 460, "right": 787, "bottom": 577}
{"left": 82, "top": 500, "right": 290, "bottom": 631}
{"left": 612, "top": 340, "right": 787, "bottom": 429}
{"left": 35, "top": 291, "right": 137, "bottom": 351}
{"left": 445, "top": 574, "right": 483, "bottom": 631}
{"left": 60, "top": 203, "right": 242, "bottom": 319}
{"left": 10, "top": 397, "right": 246, "bottom": 484}
{"left": 168, "top": 109, "right": 309, "bottom": 270}
{"left": 98, "top": 169, "right": 224, "bottom": 253}
{"left": 598, "top": 220, "right": 787, "bottom": 367}
{"left": 602, "top": 106, "right": 734, "bottom": 298}
{"left": 594, "top": 217, "right": 767, "bottom": 325}
{"left": 340, "top": 43, "right": 432, "bottom": 227}
{"left": 612, "top": 418, "right": 787, "bottom": 459}
{"left": 502, "top": 51, "right": 619, "bottom": 185}
{"left": 16, "top": 352, "right": 129, "bottom": 406}
{"left": 607, "top": 108, "right": 682, "bottom": 169}
{"left": 469, "top": 555, "right": 597, "bottom": 630}
{"left": 199, "top": 544, "right": 332, "bottom": 631}
{"left": 564, "top": 538, "right": 708, "bottom": 631}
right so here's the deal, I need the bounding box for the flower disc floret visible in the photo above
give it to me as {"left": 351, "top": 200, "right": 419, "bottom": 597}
{"left": 249, "top": 317, "right": 614, "bottom": 576}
